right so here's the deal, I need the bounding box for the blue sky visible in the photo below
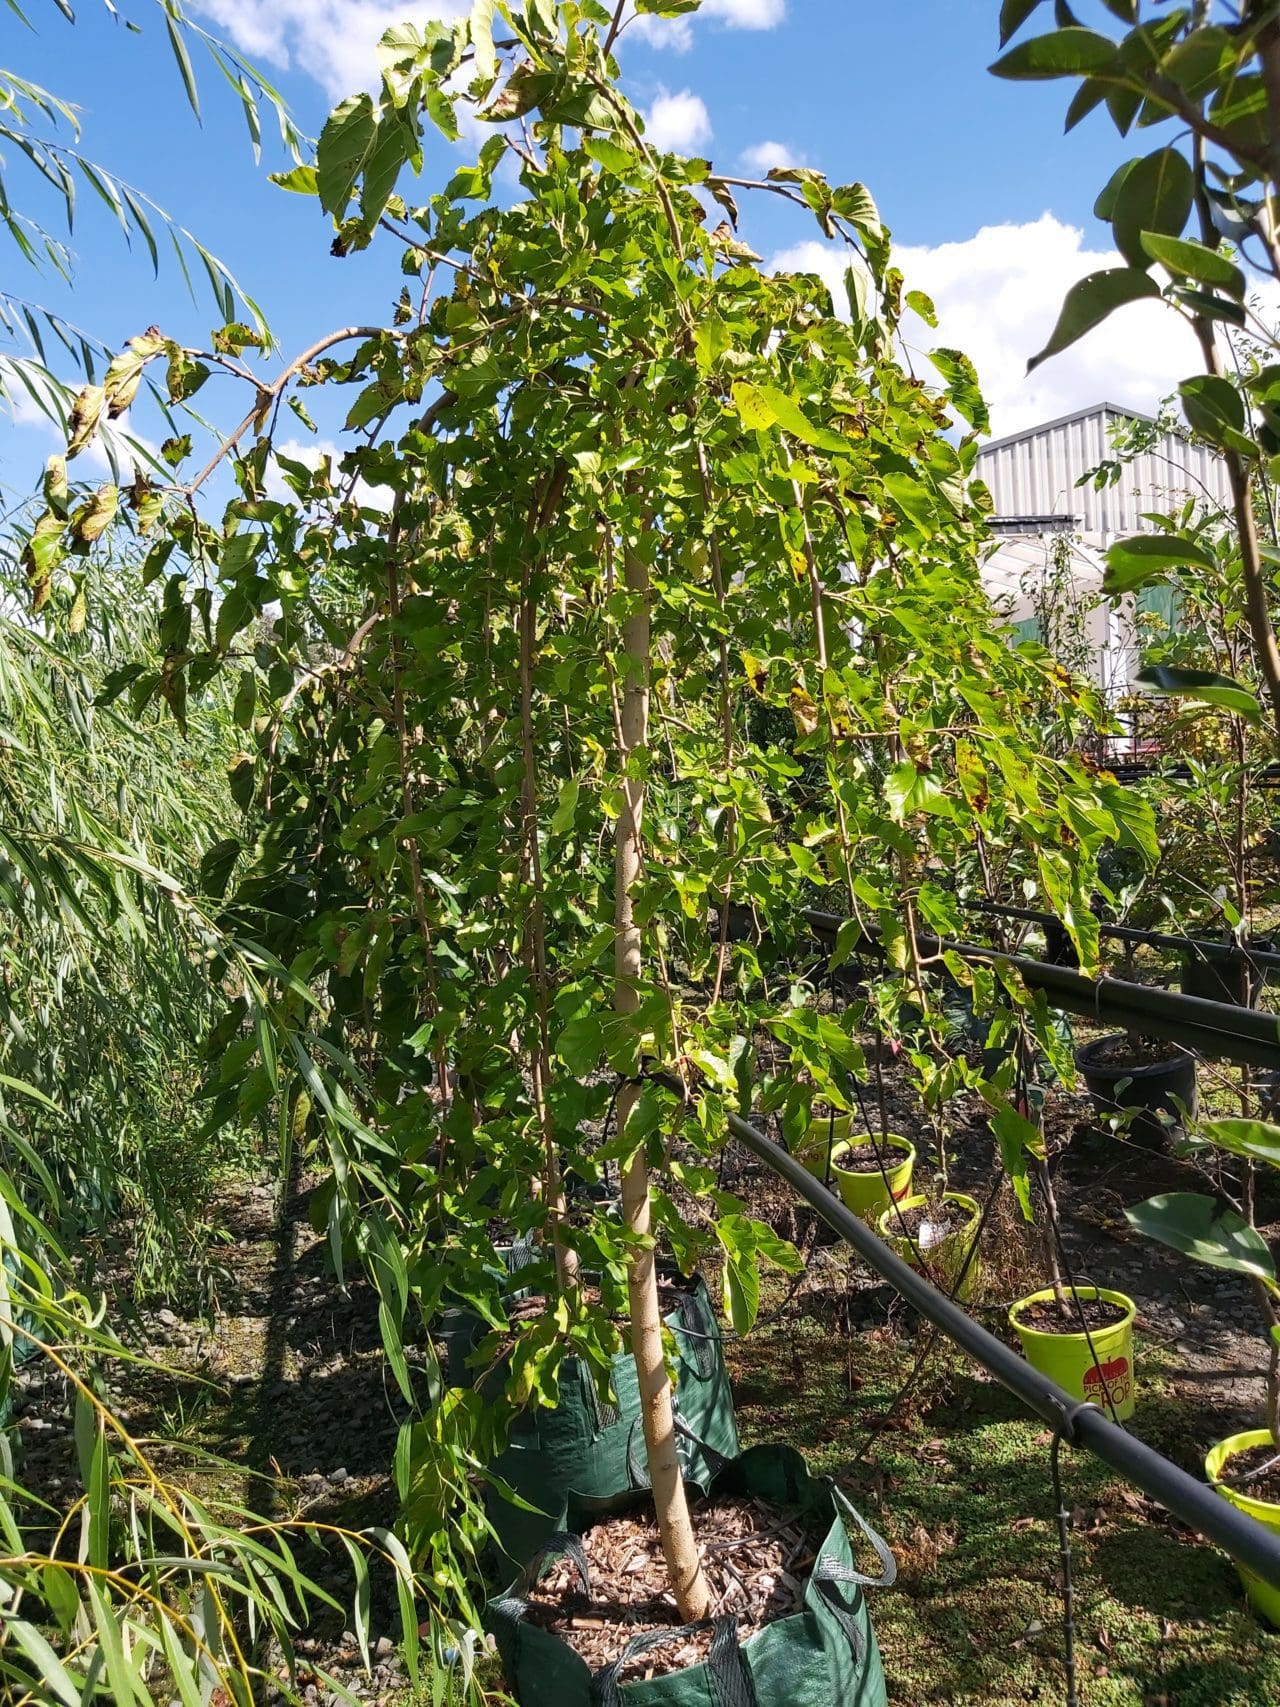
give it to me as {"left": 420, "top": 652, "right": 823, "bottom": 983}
{"left": 2, "top": 0, "right": 1208, "bottom": 496}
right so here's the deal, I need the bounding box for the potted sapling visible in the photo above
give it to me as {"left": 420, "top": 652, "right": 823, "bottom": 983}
{"left": 1074, "top": 1029, "right": 1198, "bottom": 1149}
{"left": 1127, "top": 1116, "right": 1280, "bottom": 1623}
{"left": 1004, "top": 1086, "right": 1138, "bottom": 1420}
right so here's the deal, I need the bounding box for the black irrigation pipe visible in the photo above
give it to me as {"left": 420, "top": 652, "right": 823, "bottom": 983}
{"left": 723, "top": 1108, "right": 1280, "bottom": 1591}
{"left": 804, "top": 910, "right": 1280, "bottom": 1074}
{"left": 966, "top": 898, "right": 1280, "bottom": 975}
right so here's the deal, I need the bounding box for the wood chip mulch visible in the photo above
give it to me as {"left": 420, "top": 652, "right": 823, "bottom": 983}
{"left": 522, "top": 1493, "right": 820, "bottom": 1681}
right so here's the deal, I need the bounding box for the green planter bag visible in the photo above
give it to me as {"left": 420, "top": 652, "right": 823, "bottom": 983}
{"left": 486, "top": 1272, "right": 739, "bottom": 1571}
{"left": 486, "top": 1443, "right": 893, "bottom": 1707}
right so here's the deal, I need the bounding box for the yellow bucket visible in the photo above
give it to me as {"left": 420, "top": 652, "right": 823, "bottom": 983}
{"left": 795, "top": 1112, "right": 853, "bottom": 1174}
{"left": 1009, "top": 1286, "right": 1136, "bottom": 1421}
{"left": 825, "top": 1134, "right": 916, "bottom": 1219}
{"left": 879, "top": 1192, "right": 982, "bottom": 1301}
{"left": 1206, "top": 1430, "right": 1280, "bottom": 1626}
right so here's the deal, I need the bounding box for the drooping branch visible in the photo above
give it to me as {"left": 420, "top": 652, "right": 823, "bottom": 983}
{"left": 518, "top": 464, "right": 577, "bottom": 1291}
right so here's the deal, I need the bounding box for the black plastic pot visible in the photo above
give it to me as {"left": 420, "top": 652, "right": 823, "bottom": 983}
{"left": 1180, "top": 941, "right": 1274, "bottom": 1009}
{"left": 1075, "top": 1032, "right": 1197, "bottom": 1146}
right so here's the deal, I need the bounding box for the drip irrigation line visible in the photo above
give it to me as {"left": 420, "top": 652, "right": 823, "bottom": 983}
{"left": 803, "top": 909, "right": 1280, "bottom": 1073}
{"left": 721, "top": 1106, "right": 1280, "bottom": 1591}
{"left": 966, "top": 898, "right": 1280, "bottom": 975}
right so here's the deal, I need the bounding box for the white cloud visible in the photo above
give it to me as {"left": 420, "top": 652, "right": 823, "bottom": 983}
{"left": 627, "top": 12, "right": 695, "bottom": 50}
{"left": 773, "top": 215, "right": 1213, "bottom": 439}
{"left": 643, "top": 87, "right": 711, "bottom": 152}
{"left": 704, "top": 0, "right": 785, "bottom": 23}
{"left": 740, "top": 139, "right": 806, "bottom": 175}
{"left": 195, "top": 0, "right": 469, "bottom": 101}
{"left": 626, "top": 0, "right": 785, "bottom": 48}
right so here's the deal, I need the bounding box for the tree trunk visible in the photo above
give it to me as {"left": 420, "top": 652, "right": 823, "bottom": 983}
{"left": 614, "top": 510, "right": 710, "bottom": 1624}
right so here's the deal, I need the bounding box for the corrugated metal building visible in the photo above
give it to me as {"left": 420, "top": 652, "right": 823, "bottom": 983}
{"left": 977, "top": 401, "right": 1231, "bottom": 539}
{"left": 974, "top": 402, "right": 1228, "bottom": 702}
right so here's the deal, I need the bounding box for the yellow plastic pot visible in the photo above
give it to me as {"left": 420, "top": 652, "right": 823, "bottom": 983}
{"left": 826, "top": 1134, "right": 915, "bottom": 1220}
{"left": 795, "top": 1111, "right": 853, "bottom": 1174}
{"left": 879, "top": 1192, "right": 982, "bottom": 1302}
{"left": 1206, "top": 1430, "right": 1280, "bottom": 1626}
{"left": 1009, "top": 1286, "right": 1136, "bottom": 1422}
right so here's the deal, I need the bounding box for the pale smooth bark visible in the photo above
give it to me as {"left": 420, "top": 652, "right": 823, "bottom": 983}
{"left": 614, "top": 511, "right": 710, "bottom": 1624}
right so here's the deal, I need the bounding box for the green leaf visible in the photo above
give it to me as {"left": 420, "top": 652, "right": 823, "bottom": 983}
{"left": 550, "top": 776, "right": 580, "bottom": 834}
{"left": 1199, "top": 1118, "right": 1280, "bottom": 1169}
{"left": 730, "top": 382, "right": 850, "bottom": 455}
{"left": 927, "top": 347, "right": 989, "bottom": 433}
{"left": 990, "top": 26, "right": 1118, "bottom": 80}
{"left": 1136, "top": 663, "right": 1261, "bottom": 722}
{"left": 585, "top": 136, "right": 635, "bottom": 175}
{"left": 1111, "top": 147, "right": 1193, "bottom": 269}
{"left": 990, "top": 1104, "right": 1041, "bottom": 1222}
{"left": 1126, "top": 1192, "right": 1277, "bottom": 1288}
{"left": 1179, "top": 374, "right": 1258, "bottom": 459}
{"left": 1140, "top": 232, "right": 1245, "bottom": 299}
{"left": 269, "top": 164, "right": 319, "bottom": 195}
{"left": 1102, "top": 532, "right": 1216, "bottom": 594}
{"left": 999, "top": 0, "right": 1046, "bottom": 46}
{"left": 164, "top": 11, "right": 201, "bottom": 119}
{"left": 885, "top": 761, "right": 953, "bottom": 822}
{"left": 316, "top": 93, "right": 377, "bottom": 221}
{"left": 1027, "top": 269, "right": 1160, "bottom": 372}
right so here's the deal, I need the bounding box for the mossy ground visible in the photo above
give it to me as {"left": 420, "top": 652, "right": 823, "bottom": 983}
{"left": 726, "top": 1281, "right": 1280, "bottom": 1707}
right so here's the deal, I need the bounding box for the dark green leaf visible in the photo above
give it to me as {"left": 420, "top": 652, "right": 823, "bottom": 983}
{"left": 1126, "top": 1192, "right": 1277, "bottom": 1288}
{"left": 1102, "top": 532, "right": 1216, "bottom": 595}
{"left": 1179, "top": 373, "right": 1257, "bottom": 459}
{"left": 1136, "top": 664, "right": 1262, "bottom": 723}
{"left": 999, "top": 0, "right": 1047, "bottom": 46}
{"left": 1111, "top": 147, "right": 1192, "bottom": 269}
{"left": 1027, "top": 269, "right": 1160, "bottom": 372}
{"left": 990, "top": 27, "right": 1118, "bottom": 80}
{"left": 1140, "top": 232, "right": 1245, "bottom": 298}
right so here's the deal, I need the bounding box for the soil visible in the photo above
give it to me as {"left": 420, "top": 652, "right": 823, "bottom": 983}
{"left": 1216, "top": 1442, "right": 1280, "bottom": 1504}
{"left": 831, "top": 1138, "right": 907, "bottom": 1172}
{"left": 523, "top": 1492, "right": 820, "bottom": 1681}
{"left": 1016, "top": 1295, "right": 1128, "bottom": 1333}
{"left": 891, "top": 1202, "right": 972, "bottom": 1243}
{"left": 1087, "top": 1033, "right": 1181, "bottom": 1070}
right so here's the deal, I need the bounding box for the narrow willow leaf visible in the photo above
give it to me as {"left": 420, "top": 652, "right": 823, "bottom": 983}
{"left": 164, "top": 12, "right": 201, "bottom": 120}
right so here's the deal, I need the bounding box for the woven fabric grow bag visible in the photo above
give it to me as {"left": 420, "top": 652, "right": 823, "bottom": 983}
{"left": 486, "top": 1272, "right": 739, "bottom": 1571}
{"left": 486, "top": 1443, "right": 893, "bottom": 1707}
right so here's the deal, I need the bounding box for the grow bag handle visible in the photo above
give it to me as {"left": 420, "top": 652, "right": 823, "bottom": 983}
{"left": 825, "top": 1484, "right": 897, "bottom": 1588}
{"left": 591, "top": 1614, "right": 752, "bottom": 1707}
{"left": 625, "top": 1413, "right": 733, "bottom": 1491}
{"left": 508, "top": 1532, "right": 592, "bottom": 1602}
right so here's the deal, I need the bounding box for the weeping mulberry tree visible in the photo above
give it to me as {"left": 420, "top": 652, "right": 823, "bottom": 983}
{"left": 28, "top": 0, "right": 1150, "bottom": 1617}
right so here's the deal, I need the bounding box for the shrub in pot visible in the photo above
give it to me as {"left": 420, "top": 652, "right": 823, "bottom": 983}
{"left": 877, "top": 1190, "right": 982, "bottom": 1302}
{"left": 1127, "top": 1119, "right": 1280, "bottom": 1622}
{"left": 1074, "top": 1031, "right": 1197, "bottom": 1148}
